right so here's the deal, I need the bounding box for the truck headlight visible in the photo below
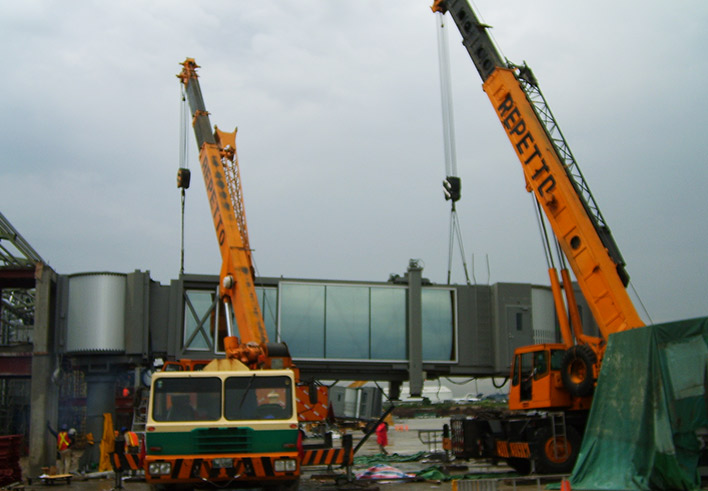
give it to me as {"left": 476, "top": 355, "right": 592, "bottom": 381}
{"left": 148, "top": 461, "right": 172, "bottom": 475}
{"left": 274, "top": 458, "right": 297, "bottom": 472}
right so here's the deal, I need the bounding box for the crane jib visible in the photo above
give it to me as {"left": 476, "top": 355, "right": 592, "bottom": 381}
{"left": 495, "top": 91, "right": 556, "bottom": 197}
{"left": 201, "top": 151, "right": 228, "bottom": 247}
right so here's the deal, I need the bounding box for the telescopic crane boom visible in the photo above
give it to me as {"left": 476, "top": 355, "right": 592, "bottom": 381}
{"left": 431, "top": 0, "right": 643, "bottom": 342}
{"left": 431, "top": 0, "right": 648, "bottom": 474}
{"left": 178, "top": 58, "right": 276, "bottom": 366}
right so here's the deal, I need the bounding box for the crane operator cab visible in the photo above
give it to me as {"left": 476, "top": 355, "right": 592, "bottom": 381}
{"left": 509, "top": 344, "right": 593, "bottom": 412}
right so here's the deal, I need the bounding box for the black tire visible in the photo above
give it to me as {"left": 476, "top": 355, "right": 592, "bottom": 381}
{"left": 505, "top": 457, "right": 532, "bottom": 475}
{"left": 533, "top": 425, "right": 581, "bottom": 474}
{"left": 273, "top": 478, "right": 300, "bottom": 491}
{"left": 561, "top": 345, "right": 597, "bottom": 397}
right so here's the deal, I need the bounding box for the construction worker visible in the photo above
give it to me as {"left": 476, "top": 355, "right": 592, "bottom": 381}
{"left": 46, "top": 422, "right": 74, "bottom": 474}
{"left": 122, "top": 427, "right": 139, "bottom": 455}
{"left": 77, "top": 432, "right": 95, "bottom": 474}
{"left": 112, "top": 430, "right": 126, "bottom": 489}
{"left": 376, "top": 421, "right": 389, "bottom": 455}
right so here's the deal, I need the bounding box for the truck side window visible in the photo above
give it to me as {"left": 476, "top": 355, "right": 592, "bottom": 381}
{"left": 551, "top": 349, "right": 565, "bottom": 371}
{"left": 533, "top": 350, "right": 548, "bottom": 379}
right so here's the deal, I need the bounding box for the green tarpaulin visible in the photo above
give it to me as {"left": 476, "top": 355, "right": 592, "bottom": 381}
{"left": 569, "top": 317, "right": 708, "bottom": 490}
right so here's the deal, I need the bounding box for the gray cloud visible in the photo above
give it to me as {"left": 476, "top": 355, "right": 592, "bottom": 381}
{"left": 1, "top": 1, "right": 706, "bottom": 325}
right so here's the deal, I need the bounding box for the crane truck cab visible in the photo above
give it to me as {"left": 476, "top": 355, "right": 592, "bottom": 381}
{"left": 509, "top": 344, "right": 592, "bottom": 412}
{"left": 145, "top": 364, "right": 300, "bottom": 490}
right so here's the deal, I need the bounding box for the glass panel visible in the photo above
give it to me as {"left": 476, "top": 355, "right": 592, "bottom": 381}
{"left": 224, "top": 375, "right": 293, "bottom": 420}
{"left": 533, "top": 350, "right": 549, "bottom": 378}
{"left": 325, "top": 286, "right": 370, "bottom": 358}
{"left": 511, "top": 354, "right": 520, "bottom": 386}
{"left": 520, "top": 352, "right": 534, "bottom": 401}
{"left": 279, "top": 284, "right": 325, "bottom": 358}
{"left": 152, "top": 376, "right": 221, "bottom": 422}
{"left": 184, "top": 290, "right": 216, "bottom": 351}
{"left": 551, "top": 349, "right": 565, "bottom": 371}
{"left": 257, "top": 287, "right": 278, "bottom": 341}
{"left": 421, "top": 289, "right": 454, "bottom": 361}
{"left": 370, "top": 287, "right": 406, "bottom": 360}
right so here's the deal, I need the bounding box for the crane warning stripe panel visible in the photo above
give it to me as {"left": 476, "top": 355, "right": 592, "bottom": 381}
{"left": 301, "top": 448, "right": 352, "bottom": 466}
{"left": 110, "top": 452, "right": 142, "bottom": 472}
{"left": 148, "top": 456, "right": 297, "bottom": 483}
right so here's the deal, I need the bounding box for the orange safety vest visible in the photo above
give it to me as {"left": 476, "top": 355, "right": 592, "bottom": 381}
{"left": 125, "top": 431, "right": 139, "bottom": 447}
{"left": 57, "top": 431, "right": 71, "bottom": 451}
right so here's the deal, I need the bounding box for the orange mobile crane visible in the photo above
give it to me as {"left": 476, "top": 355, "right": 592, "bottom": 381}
{"left": 143, "top": 59, "right": 332, "bottom": 490}
{"left": 431, "top": 0, "right": 648, "bottom": 474}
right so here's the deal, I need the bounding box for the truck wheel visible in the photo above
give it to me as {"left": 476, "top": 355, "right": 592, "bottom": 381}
{"left": 533, "top": 426, "right": 580, "bottom": 474}
{"left": 273, "top": 478, "right": 300, "bottom": 491}
{"left": 505, "top": 457, "right": 531, "bottom": 475}
{"left": 561, "top": 345, "right": 597, "bottom": 397}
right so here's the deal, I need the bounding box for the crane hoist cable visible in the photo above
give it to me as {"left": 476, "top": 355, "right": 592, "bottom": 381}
{"left": 447, "top": 207, "right": 473, "bottom": 285}
{"left": 532, "top": 194, "right": 556, "bottom": 272}
{"left": 436, "top": 13, "right": 472, "bottom": 286}
{"left": 177, "top": 88, "right": 192, "bottom": 276}
{"left": 437, "top": 12, "right": 457, "bottom": 178}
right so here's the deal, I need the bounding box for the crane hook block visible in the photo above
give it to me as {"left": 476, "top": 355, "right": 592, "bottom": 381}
{"left": 177, "top": 167, "right": 191, "bottom": 189}
{"left": 443, "top": 176, "right": 461, "bottom": 202}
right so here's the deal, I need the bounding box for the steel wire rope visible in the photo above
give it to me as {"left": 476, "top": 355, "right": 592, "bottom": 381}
{"left": 532, "top": 195, "right": 556, "bottom": 271}
{"left": 436, "top": 12, "right": 472, "bottom": 286}
{"left": 629, "top": 282, "right": 653, "bottom": 325}
{"left": 468, "top": 0, "right": 509, "bottom": 66}
{"left": 436, "top": 12, "right": 457, "bottom": 178}
{"left": 179, "top": 88, "right": 190, "bottom": 275}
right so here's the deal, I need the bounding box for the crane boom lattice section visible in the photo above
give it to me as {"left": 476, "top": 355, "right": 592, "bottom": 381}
{"left": 222, "top": 151, "right": 251, "bottom": 258}
{"left": 513, "top": 71, "right": 628, "bottom": 279}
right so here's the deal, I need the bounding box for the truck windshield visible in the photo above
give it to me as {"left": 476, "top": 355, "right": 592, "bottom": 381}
{"left": 152, "top": 377, "right": 221, "bottom": 422}
{"left": 224, "top": 375, "right": 293, "bottom": 420}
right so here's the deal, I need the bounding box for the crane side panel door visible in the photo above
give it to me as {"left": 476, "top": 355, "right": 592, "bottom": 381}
{"left": 505, "top": 306, "right": 533, "bottom": 364}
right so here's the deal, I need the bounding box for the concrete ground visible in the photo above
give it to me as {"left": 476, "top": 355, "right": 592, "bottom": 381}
{"left": 17, "top": 417, "right": 564, "bottom": 491}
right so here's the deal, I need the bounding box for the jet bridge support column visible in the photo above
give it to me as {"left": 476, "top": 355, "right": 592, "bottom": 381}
{"left": 28, "top": 264, "right": 58, "bottom": 478}
{"left": 407, "top": 260, "right": 423, "bottom": 397}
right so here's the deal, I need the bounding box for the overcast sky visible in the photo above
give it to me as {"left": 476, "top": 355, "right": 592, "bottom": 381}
{"left": 2, "top": 1, "right": 706, "bottom": 326}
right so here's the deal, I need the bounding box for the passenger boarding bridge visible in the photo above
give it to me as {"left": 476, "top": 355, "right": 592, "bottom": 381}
{"left": 54, "top": 260, "right": 598, "bottom": 397}
{"left": 1, "top": 214, "right": 601, "bottom": 475}
{"left": 7, "top": 257, "right": 601, "bottom": 476}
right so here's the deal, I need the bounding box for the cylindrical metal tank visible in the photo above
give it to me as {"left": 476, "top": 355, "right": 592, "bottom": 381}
{"left": 66, "top": 272, "right": 126, "bottom": 353}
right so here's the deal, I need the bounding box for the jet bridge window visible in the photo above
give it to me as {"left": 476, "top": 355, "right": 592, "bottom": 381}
{"left": 183, "top": 289, "right": 217, "bottom": 351}
{"left": 279, "top": 282, "right": 454, "bottom": 362}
